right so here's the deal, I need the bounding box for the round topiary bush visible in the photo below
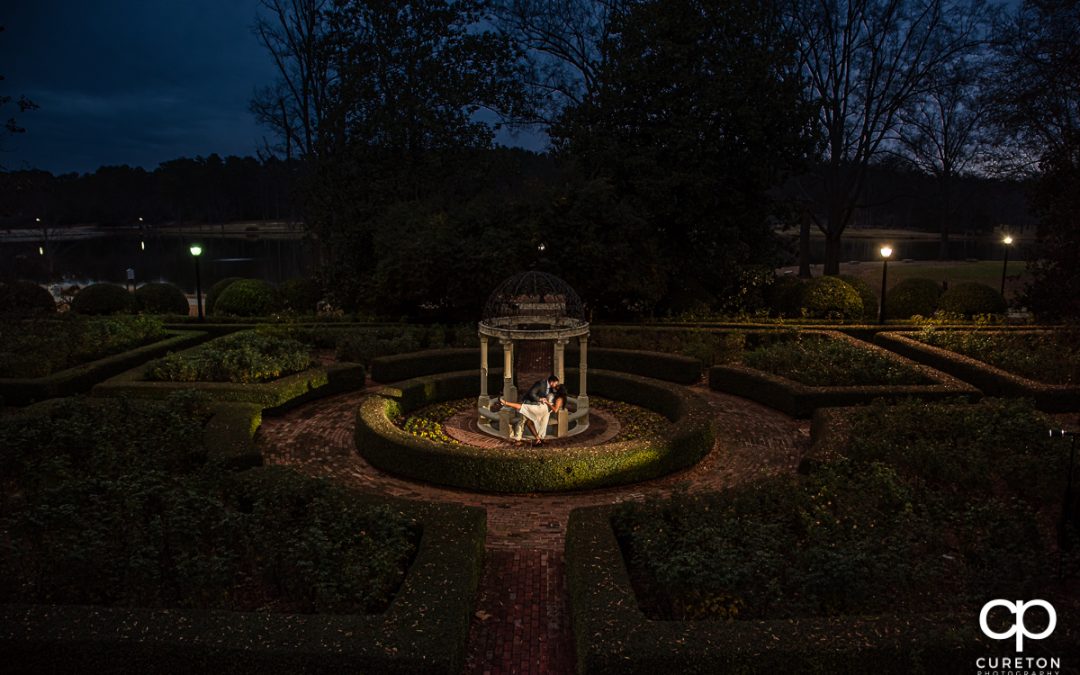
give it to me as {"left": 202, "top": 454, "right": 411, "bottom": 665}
{"left": 766, "top": 275, "right": 804, "bottom": 317}
{"left": 886, "top": 278, "right": 943, "bottom": 319}
{"left": 280, "top": 277, "right": 321, "bottom": 314}
{"left": 0, "top": 280, "right": 56, "bottom": 314}
{"left": 212, "top": 279, "right": 283, "bottom": 317}
{"left": 937, "top": 282, "right": 1007, "bottom": 317}
{"left": 206, "top": 277, "right": 243, "bottom": 316}
{"left": 134, "top": 282, "right": 190, "bottom": 315}
{"left": 797, "top": 276, "right": 863, "bottom": 319}
{"left": 70, "top": 283, "right": 135, "bottom": 315}
{"left": 837, "top": 274, "right": 878, "bottom": 320}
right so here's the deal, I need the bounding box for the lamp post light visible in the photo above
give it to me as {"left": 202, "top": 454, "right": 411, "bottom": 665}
{"left": 878, "top": 246, "right": 893, "bottom": 324}
{"left": 190, "top": 244, "right": 203, "bottom": 321}
{"left": 1001, "top": 235, "right": 1013, "bottom": 297}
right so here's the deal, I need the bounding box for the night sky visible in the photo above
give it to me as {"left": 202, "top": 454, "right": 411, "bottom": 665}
{"left": 1, "top": 1, "right": 544, "bottom": 176}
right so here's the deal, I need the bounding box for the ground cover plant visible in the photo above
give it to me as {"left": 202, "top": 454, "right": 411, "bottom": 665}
{"left": 915, "top": 328, "right": 1080, "bottom": 384}
{"left": 332, "top": 324, "right": 479, "bottom": 364}
{"left": 0, "top": 395, "right": 419, "bottom": 614}
{"left": 145, "top": 331, "right": 313, "bottom": 383}
{"left": 0, "top": 315, "right": 167, "bottom": 378}
{"left": 740, "top": 332, "right": 930, "bottom": 385}
{"left": 613, "top": 398, "right": 1075, "bottom": 622}
{"left": 590, "top": 326, "right": 747, "bottom": 365}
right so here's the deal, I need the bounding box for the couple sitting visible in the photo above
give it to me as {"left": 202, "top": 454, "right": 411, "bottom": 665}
{"left": 498, "top": 375, "right": 567, "bottom": 446}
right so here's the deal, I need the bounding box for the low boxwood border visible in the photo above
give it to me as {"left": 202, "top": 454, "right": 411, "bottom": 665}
{"left": 0, "top": 330, "right": 209, "bottom": 406}
{"left": 370, "top": 346, "right": 702, "bottom": 385}
{"left": 92, "top": 350, "right": 366, "bottom": 413}
{"left": 565, "top": 504, "right": 1029, "bottom": 675}
{"left": 355, "top": 369, "right": 716, "bottom": 493}
{"left": 874, "top": 331, "right": 1080, "bottom": 412}
{"left": 708, "top": 330, "right": 980, "bottom": 417}
{"left": 0, "top": 485, "right": 485, "bottom": 675}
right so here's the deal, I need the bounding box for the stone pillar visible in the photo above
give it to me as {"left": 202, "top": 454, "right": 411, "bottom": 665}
{"left": 578, "top": 334, "right": 589, "bottom": 425}
{"left": 553, "top": 339, "right": 567, "bottom": 383}
{"left": 478, "top": 333, "right": 490, "bottom": 408}
{"left": 501, "top": 339, "right": 517, "bottom": 402}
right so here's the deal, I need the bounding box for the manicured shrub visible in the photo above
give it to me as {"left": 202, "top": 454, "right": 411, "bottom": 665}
{"left": 0, "top": 315, "right": 167, "bottom": 379}
{"left": 69, "top": 283, "right": 134, "bottom": 315}
{"left": 937, "top": 282, "right": 1007, "bottom": 317}
{"left": 796, "top": 276, "right": 863, "bottom": 319}
{"left": 837, "top": 274, "right": 878, "bottom": 320}
{"left": 765, "top": 275, "right": 804, "bottom": 317}
{"left": 280, "top": 277, "right": 322, "bottom": 314}
{"left": 205, "top": 276, "right": 243, "bottom": 315}
{"left": 212, "top": 279, "right": 282, "bottom": 317}
{"left": 0, "top": 280, "right": 56, "bottom": 314}
{"left": 915, "top": 328, "right": 1080, "bottom": 384}
{"left": 885, "top": 277, "right": 942, "bottom": 319}
{"left": 741, "top": 333, "right": 930, "bottom": 385}
{"left": 134, "top": 282, "right": 190, "bottom": 315}
{"left": 145, "top": 331, "right": 313, "bottom": 383}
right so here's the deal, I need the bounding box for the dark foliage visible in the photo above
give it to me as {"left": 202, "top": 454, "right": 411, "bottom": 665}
{"left": 205, "top": 277, "right": 244, "bottom": 315}
{"left": 937, "top": 281, "right": 1007, "bottom": 316}
{"left": 0, "top": 280, "right": 55, "bottom": 314}
{"left": 134, "top": 282, "right": 190, "bottom": 315}
{"left": 69, "top": 283, "right": 135, "bottom": 315}
{"left": 212, "top": 279, "right": 283, "bottom": 317}
{"left": 886, "top": 277, "right": 943, "bottom": 319}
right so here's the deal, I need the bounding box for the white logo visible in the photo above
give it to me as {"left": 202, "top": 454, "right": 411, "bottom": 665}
{"left": 979, "top": 599, "right": 1057, "bottom": 652}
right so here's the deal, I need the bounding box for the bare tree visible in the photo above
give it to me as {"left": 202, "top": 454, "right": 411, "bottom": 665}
{"left": 493, "top": 0, "right": 625, "bottom": 125}
{"left": 250, "top": 0, "right": 336, "bottom": 159}
{"left": 897, "top": 51, "right": 992, "bottom": 259}
{"left": 789, "top": 0, "right": 989, "bottom": 274}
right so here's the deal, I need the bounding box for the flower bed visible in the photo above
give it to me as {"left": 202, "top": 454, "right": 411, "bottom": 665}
{"left": 356, "top": 369, "right": 715, "bottom": 493}
{"left": 0, "top": 315, "right": 168, "bottom": 378}
{"left": 0, "top": 396, "right": 485, "bottom": 673}
{"left": 566, "top": 398, "right": 1080, "bottom": 672}
{"left": 875, "top": 330, "right": 1080, "bottom": 412}
{"left": 145, "top": 331, "right": 313, "bottom": 383}
{"left": 709, "top": 330, "right": 977, "bottom": 417}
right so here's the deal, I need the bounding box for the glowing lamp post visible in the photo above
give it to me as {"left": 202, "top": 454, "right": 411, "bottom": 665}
{"left": 190, "top": 244, "right": 204, "bottom": 321}
{"left": 878, "top": 246, "right": 893, "bottom": 324}
{"left": 1001, "top": 235, "right": 1013, "bottom": 297}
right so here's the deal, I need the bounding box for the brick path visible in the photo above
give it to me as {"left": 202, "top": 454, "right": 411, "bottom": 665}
{"left": 256, "top": 382, "right": 808, "bottom": 674}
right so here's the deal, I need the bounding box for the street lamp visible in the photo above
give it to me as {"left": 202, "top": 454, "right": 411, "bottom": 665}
{"left": 878, "top": 246, "right": 893, "bottom": 324}
{"left": 1049, "top": 427, "right": 1076, "bottom": 579}
{"left": 1001, "top": 235, "right": 1013, "bottom": 297}
{"left": 190, "top": 244, "right": 204, "bottom": 321}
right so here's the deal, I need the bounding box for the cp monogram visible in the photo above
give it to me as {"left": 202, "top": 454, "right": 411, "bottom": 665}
{"left": 979, "top": 599, "right": 1057, "bottom": 652}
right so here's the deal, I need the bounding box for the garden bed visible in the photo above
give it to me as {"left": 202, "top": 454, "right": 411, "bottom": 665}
{"left": 709, "top": 330, "right": 978, "bottom": 417}
{"left": 355, "top": 369, "right": 716, "bottom": 492}
{"left": 875, "top": 330, "right": 1080, "bottom": 412}
{"left": 92, "top": 332, "right": 365, "bottom": 412}
{"left": 566, "top": 397, "right": 1080, "bottom": 673}
{"left": 0, "top": 396, "right": 485, "bottom": 674}
{"left": 0, "top": 321, "right": 208, "bottom": 405}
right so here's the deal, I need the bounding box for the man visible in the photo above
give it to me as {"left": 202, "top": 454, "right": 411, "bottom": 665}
{"left": 501, "top": 374, "right": 559, "bottom": 444}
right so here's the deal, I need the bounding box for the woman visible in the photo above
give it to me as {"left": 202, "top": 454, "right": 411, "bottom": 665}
{"left": 498, "top": 384, "right": 567, "bottom": 446}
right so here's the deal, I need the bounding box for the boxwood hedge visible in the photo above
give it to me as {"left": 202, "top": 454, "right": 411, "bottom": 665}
{"left": 355, "top": 369, "right": 716, "bottom": 492}
{"left": 0, "top": 491, "right": 485, "bottom": 675}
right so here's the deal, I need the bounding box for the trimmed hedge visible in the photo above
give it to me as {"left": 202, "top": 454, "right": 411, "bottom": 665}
{"left": 874, "top": 331, "right": 1080, "bottom": 412}
{"left": 0, "top": 491, "right": 485, "bottom": 675}
{"left": 70, "top": 283, "right": 135, "bottom": 315}
{"left": 885, "top": 277, "right": 942, "bottom": 319}
{"left": 203, "top": 402, "right": 264, "bottom": 468}
{"left": 837, "top": 274, "right": 878, "bottom": 320}
{"left": 93, "top": 357, "right": 366, "bottom": 413}
{"left": 709, "top": 330, "right": 980, "bottom": 417}
{"left": 355, "top": 369, "right": 716, "bottom": 492}
{"left": 937, "top": 281, "right": 1007, "bottom": 316}
{"left": 280, "top": 277, "right": 321, "bottom": 314}
{"left": 0, "top": 330, "right": 209, "bottom": 406}
{"left": 565, "top": 504, "right": 1041, "bottom": 674}
{"left": 370, "top": 347, "right": 703, "bottom": 385}
{"left": 205, "top": 277, "right": 243, "bottom": 316}
{"left": 0, "top": 280, "right": 55, "bottom": 314}
{"left": 213, "top": 279, "right": 282, "bottom": 317}
{"left": 135, "top": 282, "right": 190, "bottom": 315}
{"left": 797, "top": 275, "right": 864, "bottom": 319}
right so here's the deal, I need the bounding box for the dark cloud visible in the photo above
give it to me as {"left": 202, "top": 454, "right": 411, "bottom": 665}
{"left": 1, "top": 0, "right": 277, "bottom": 173}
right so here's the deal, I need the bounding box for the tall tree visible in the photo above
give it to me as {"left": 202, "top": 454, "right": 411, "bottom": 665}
{"left": 789, "top": 0, "right": 989, "bottom": 274}
{"left": 1, "top": 25, "right": 39, "bottom": 161}
{"left": 250, "top": 0, "right": 336, "bottom": 160}
{"left": 557, "top": 0, "right": 814, "bottom": 314}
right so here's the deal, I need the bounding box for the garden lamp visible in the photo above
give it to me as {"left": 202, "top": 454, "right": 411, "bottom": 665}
{"left": 878, "top": 246, "right": 893, "bottom": 324}
{"left": 190, "top": 244, "right": 204, "bottom": 321}
{"left": 1001, "top": 235, "right": 1013, "bottom": 297}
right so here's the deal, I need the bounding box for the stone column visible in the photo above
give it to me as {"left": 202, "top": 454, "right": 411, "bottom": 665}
{"left": 577, "top": 334, "right": 589, "bottom": 425}
{"left": 501, "top": 339, "right": 517, "bottom": 402}
{"left": 553, "top": 338, "right": 567, "bottom": 383}
{"left": 478, "top": 333, "right": 490, "bottom": 408}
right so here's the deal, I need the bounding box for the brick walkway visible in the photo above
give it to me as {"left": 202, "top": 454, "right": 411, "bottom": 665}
{"left": 256, "top": 382, "right": 808, "bottom": 674}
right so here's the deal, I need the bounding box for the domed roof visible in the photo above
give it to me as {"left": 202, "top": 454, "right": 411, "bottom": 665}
{"left": 483, "top": 271, "right": 584, "bottom": 321}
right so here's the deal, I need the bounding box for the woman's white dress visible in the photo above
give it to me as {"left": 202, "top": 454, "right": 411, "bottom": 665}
{"left": 517, "top": 396, "right": 552, "bottom": 439}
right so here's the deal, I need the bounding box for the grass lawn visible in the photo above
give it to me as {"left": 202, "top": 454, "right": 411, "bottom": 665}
{"left": 778, "top": 260, "right": 1029, "bottom": 301}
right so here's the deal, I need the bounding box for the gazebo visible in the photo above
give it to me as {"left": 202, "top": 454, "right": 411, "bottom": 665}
{"left": 477, "top": 271, "right": 591, "bottom": 439}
